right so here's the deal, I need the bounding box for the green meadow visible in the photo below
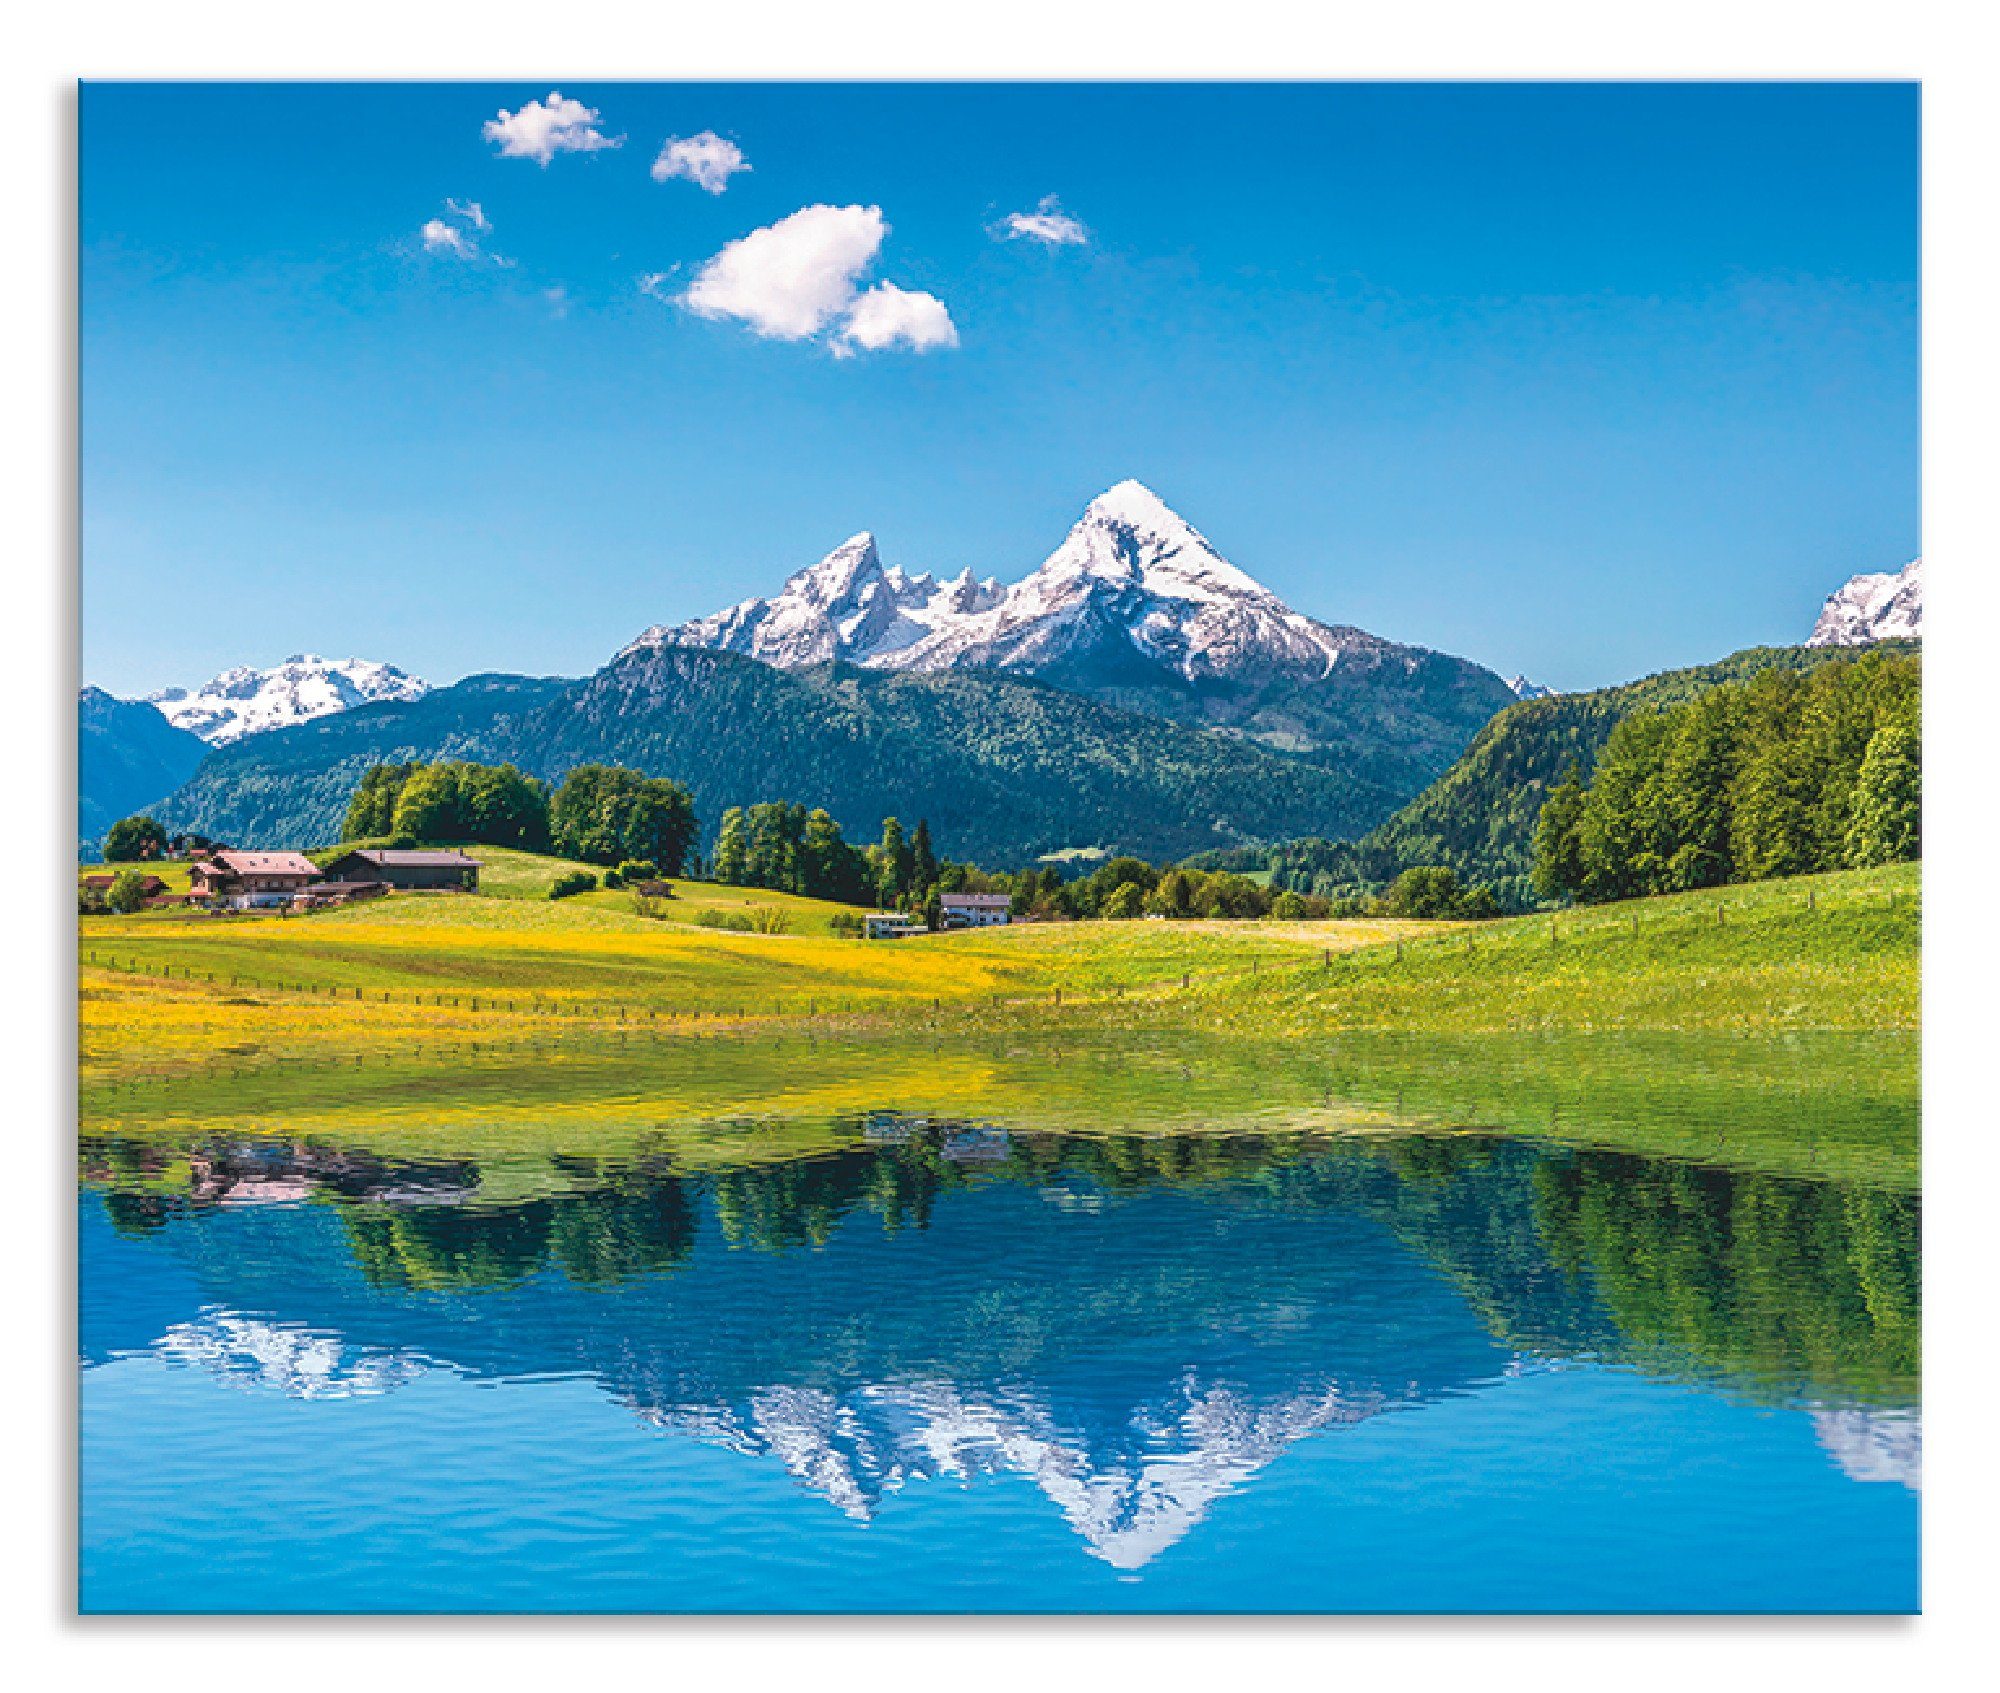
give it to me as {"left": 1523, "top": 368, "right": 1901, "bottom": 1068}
{"left": 76, "top": 853, "right": 1919, "bottom": 1191}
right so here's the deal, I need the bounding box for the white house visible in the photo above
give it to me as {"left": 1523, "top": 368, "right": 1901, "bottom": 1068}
{"left": 940, "top": 893, "right": 1012, "bottom": 929}
{"left": 863, "top": 911, "right": 929, "bottom": 940}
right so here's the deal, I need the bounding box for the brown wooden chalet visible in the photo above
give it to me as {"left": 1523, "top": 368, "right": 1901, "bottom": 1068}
{"left": 188, "top": 851, "right": 323, "bottom": 899}
{"left": 319, "top": 848, "right": 482, "bottom": 891}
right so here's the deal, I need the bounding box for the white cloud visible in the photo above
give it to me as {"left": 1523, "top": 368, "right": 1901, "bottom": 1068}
{"left": 543, "top": 285, "right": 571, "bottom": 319}
{"left": 420, "top": 217, "right": 472, "bottom": 257}
{"left": 417, "top": 200, "right": 508, "bottom": 265}
{"left": 675, "top": 202, "right": 957, "bottom": 356}
{"left": 637, "top": 270, "right": 676, "bottom": 302}
{"left": 836, "top": 282, "right": 959, "bottom": 355}
{"left": 680, "top": 203, "right": 889, "bottom": 340}
{"left": 997, "top": 195, "right": 1089, "bottom": 247}
{"left": 652, "top": 131, "right": 750, "bottom": 194}
{"left": 482, "top": 91, "right": 621, "bottom": 165}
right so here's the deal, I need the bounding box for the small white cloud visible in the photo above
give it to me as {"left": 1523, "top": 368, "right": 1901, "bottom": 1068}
{"left": 417, "top": 200, "right": 508, "bottom": 265}
{"left": 997, "top": 195, "right": 1089, "bottom": 247}
{"left": 637, "top": 270, "right": 676, "bottom": 302}
{"left": 420, "top": 217, "right": 471, "bottom": 257}
{"left": 482, "top": 91, "right": 621, "bottom": 165}
{"left": 652, "top": 131, "right": 750, "bottom": 194}
{"left": 680, "top": 203, "right": 889, "bottom": 340}
{"left": 543, "top": 285, "right": 571, "bottom": 319}
{"left": 836, "top": 282, "right": 959, "bottom": 355}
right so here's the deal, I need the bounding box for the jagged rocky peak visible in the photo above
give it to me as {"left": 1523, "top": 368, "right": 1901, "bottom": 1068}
{"left": 1043, "top": 478, "right": 1267, "bottom": 598}
{"left": 635, "top": 481, "right": 1394, "bottom": 688}
{"left": 1506, "top": 674, "right": 1557, "bottom": 701}
{"left": 148, "top": 654, "right": 430, "bottom": 745}
{"left": 1809, "top": 557, "right": 1923, "bottom": 648}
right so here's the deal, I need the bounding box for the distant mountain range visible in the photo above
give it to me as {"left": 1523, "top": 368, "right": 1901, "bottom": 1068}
{"left": 150, "top": 654, "right": 431, "bottom": 745}
{"left": 76, "top": 687, "right": 209, "bottom": 849}
{"left": 637, "top": 481, "right": 1519, "bottom": 778}
{"left": 76, "top": 490, "right": 1923, "bottom": 868}
{"left": 1809, "top": 558, "right": 1923, "bottom": 648}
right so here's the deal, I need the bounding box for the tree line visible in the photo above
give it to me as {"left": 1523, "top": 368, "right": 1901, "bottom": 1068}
{"left": 705, "top": 809, "right": 1499, "bottom": 925}
{"left": 341, "top": 760, "right": 698, "bottom": 874}
{"left": 1530, "top": 649, "right": 1919, "bottom": 904}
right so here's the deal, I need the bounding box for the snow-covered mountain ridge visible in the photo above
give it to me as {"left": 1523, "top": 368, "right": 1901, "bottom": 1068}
{"left": 626, "top": 481, "right": 1443, "bottom": 692}
{"left": 1809, "top": 558, "right": 1923, "bottom": 648}
{"left": 149, "top": 654, "right": 431, "bottom": 745}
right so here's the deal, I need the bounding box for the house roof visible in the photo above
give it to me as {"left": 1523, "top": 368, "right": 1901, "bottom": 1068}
{"left": 940, "top": 892, "right": 1011, "bottom": 907}
{"left": 334, "top": 849, "right": 483, "bottom": 868}
{"left": 210, "top": 851, "right": 322, "bottom": 877}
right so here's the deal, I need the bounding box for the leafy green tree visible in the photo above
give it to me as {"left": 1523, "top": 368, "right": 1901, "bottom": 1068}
{"left": 340, "top": 763, "right": 416, "bottom": 840}
{"left": 1659, "top": 687, "right": 1741, "bottom": 891}
{"left": 876, "top": 817, "right": 912, "bottom": 905}
{"left": 911, "top": 819, "right": 939, "bottom": 892}
{"left": 1144, "top": 868, "right": 1197, "bottom": 918}
{"left": 712, "top": 807, "right": 749, "bottom": 884}
{"left": 1845, "top": 711, "right": 1921, "bottom": 867}
{"left": 745, "top": 801, "right": 807, "bottom": 892}
{"left": 1378, "top": 865, "right": 1491, "bottom": 919}
{"left": 1530, "top": 764, "right": 1587, "bottom": 901}
{"left": 106, "top": 868, "right": 151, "bottom": 914}
{"left": 548, "top": 869, "right": 597, "bottom": 900}
{"left": 1574, "top": 710, "right": 1675, "bottom": 901}
{"left": 460, "top": 762, "right": 550, "bottom": 850}
{"left": 549, "top": 765, "right": 696, "bottom": 872}
{"left": 388, "top": 762, "right": 467, "bottom": 842}
{"left": 1101, "top": 882, "right": 1144, "bottom": 920}
{"left": 103, "top": 815, "right": 167, "bottom": 862}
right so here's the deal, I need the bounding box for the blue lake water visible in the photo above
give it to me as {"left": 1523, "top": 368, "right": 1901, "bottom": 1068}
{"left": 78, "top": 1113, "right": 1920, "bottom": 1613}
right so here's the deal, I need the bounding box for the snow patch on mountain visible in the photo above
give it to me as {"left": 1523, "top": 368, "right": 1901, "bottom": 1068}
{"left": 628, "top": 480, "right": 1417, "bottom": 690}
{"left": 1505, "top": 674, "right": 1556, "bottom": 701}
{"left": 150, "top": 655, "right": 431, "bottom": 744}
{"left": 1808, "top": 558, "right": 1923, "bottom": 648}
{"left": 626, "top": 533, "right": 1003, "bottom": 670}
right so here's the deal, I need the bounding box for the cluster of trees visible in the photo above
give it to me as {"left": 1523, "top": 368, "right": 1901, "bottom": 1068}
{"left": 703, "top": 802, "right": 1505, "bottom": 927}
{"left": 547, "top": 765, "right": 698, "bottom": 873}
{"left": 102, "top": 814, "right": 170, "bottom": 862}
{"left": 1531, "top": 651, "right": 1920, "bottom": 904}
{"left": 341, "top": 760, "right": 698, "bottom": 874}
{"left": 342, "top": 761, "right": 551, "bottom": 851}
{"left": 711, "top": 803, "right": 885, "bottom": 906}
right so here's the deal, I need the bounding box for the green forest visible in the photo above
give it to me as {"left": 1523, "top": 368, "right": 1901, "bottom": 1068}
{"left": 1531, "top": 649, "right": 1918, "bottom": 904}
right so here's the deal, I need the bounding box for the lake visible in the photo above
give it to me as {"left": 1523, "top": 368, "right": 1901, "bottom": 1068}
{"left": 77, "top": 1032, "right": 1920, "bottom": 1613}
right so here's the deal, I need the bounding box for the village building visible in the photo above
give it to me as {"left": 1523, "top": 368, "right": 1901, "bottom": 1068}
{"left": 863, "top": 911, "right": 929, "bottom": 940}
{"left": 319, "top": 848, "right": 483, "bottom": 891}
{"left": 940, "top": 892, "right": 1013, "bottom": 929}
{"left": 188, "top": 851, "right": 323, "bottom": 901}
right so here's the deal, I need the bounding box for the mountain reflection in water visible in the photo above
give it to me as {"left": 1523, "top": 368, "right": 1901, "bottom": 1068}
{"left": 80, "top": 1118, "right": 1919, "bottom": 1583}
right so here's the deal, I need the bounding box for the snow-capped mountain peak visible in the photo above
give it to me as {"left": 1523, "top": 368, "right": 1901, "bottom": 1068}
{"left": 149, "top": 654, "right": 430, "bottom": 745}
{"left": 630, "top": 482, "right": 1396, "bottom": 692}
{"left": 1045, "top": 478, "right": 1267, "bottom": 601}
{"left": 1505, "top": 674, "right": 1557, "bottom": 701}
{"left": 1808, "top": 558, "right": 1923, "bottom": 648}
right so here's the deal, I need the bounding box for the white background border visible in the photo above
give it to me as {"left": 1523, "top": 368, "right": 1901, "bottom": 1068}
{"left": 6, "top": 2, "right": 1994, "bottom": 1685}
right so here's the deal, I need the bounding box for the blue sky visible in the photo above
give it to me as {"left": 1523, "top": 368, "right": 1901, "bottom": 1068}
{"left": 81, "top": 82, "right": 1919, "bottom": 697}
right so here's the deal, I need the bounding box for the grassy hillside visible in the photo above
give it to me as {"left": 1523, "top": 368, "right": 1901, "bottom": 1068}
{"left": 1264, "top": 641, "right": 1918, "bottom": 908}
{"left": 1087, "top": 861, "right": 1918, "bottom": 1037}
